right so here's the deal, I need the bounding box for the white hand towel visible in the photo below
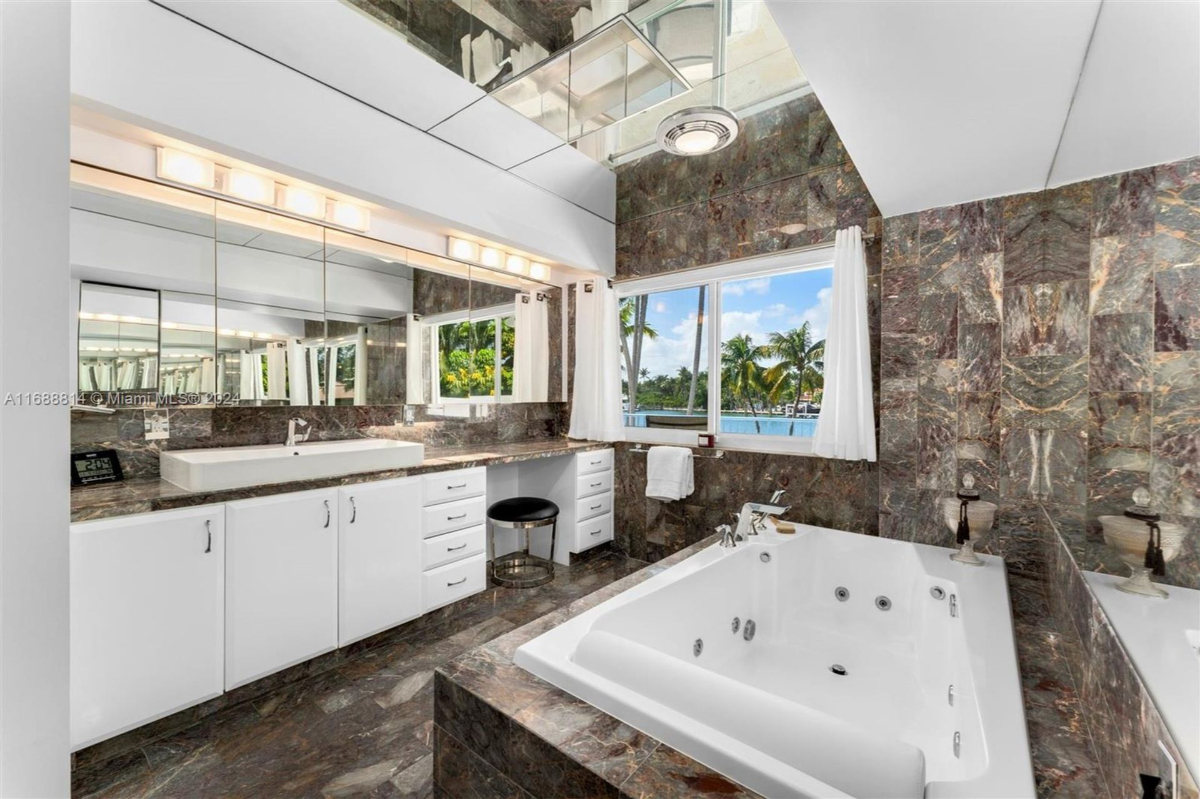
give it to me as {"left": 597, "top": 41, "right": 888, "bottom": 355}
{"left": 645, "top": 446, "right": 694, "bottom": 502}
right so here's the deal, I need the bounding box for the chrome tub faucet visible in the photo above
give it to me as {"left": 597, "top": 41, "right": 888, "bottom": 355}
{"left": 286, "top": 417, "right": 310, "bottom": 447}
{"left": 735, "top": 489, "right": 791, "bottom": 538}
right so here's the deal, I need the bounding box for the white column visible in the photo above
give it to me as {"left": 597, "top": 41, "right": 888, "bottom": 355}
{"left": 0, "top": 1, "right": 71, "bottom": 795}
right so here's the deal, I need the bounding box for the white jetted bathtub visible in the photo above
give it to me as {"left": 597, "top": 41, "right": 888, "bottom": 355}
{"left": 515, "top": 524, "right": 1034, "bottom": 799}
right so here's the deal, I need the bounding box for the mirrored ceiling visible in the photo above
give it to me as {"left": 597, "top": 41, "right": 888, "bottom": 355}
{"left": 346, "top": 0, "right": 807, "bottom": 166}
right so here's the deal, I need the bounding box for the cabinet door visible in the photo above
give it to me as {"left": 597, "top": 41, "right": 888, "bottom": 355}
{"left": 338, "top": 478, "right": 422, "bottom": 646}
{"left": 225, "top": 489, "right": 338, "bottom": 690}
{"left": 71, "top": 506, "right": 224, "bottom": 750}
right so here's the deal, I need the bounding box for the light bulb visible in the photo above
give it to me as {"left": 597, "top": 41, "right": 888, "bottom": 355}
{"left": 224, "top": 169, "right": 276, "bottom": 204}
{"left": 674, "top": 129, "right": 721, "bottom": 154}
{"left": 277, "top": 185, "right": 326, "bottom": 219}
{"left": 156, "top": 148, "right": 215, "bottom": 188}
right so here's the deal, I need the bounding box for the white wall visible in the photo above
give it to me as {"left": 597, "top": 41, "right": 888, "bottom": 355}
{"left": 70, "top": 0, "right": 616, "bottom": 276}
{"left": 0, "top": 1, "right": 71, "bottom": 795}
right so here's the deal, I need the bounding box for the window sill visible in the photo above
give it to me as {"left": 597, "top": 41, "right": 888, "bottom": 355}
{"left": 622, "top": 432, "right": 818, "bottom": 458}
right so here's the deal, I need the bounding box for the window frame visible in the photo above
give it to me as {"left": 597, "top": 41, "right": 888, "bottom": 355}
{"left": 615, "top": 246, "right": 835, "bottom": 455}
{"left": 429, "top": 305, "right": 516, "bottom": 405}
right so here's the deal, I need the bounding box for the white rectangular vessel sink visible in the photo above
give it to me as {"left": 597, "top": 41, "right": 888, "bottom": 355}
{"left": 161, "top": 439, "right": 425, "bottom": 492}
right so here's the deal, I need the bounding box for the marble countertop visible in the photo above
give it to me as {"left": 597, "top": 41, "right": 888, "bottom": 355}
{"left": 71, "top": 438, "right": 608, "bottom": 523}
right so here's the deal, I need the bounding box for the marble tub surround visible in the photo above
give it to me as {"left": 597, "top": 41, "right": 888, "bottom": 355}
{"left": 70, "top": 438, "right": 604, "bottom": 523}
{"left": 71, "top": 551, "right": 649, "bottom": 799}
{"left": 1042, "top": 509, "right": 1199, "bottom": 799}
{"left": 879, "top": 156, "right": 1200, "bottom": 591}
{"left": 70, "top": 401, "right": 569, "bottom": 481}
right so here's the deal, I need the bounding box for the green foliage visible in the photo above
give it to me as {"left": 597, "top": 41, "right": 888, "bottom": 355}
{"left": 438, "top": 317, "right": 515, "bottom": 399}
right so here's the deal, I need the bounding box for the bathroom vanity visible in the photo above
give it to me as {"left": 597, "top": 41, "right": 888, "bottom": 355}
{"left": 69, "top": 440, "right": 612, "bottom": 750}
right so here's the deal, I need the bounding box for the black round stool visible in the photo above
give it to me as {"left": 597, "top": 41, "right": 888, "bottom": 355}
{"left": 487, "top": 497, "right": 559, "bottom": 589}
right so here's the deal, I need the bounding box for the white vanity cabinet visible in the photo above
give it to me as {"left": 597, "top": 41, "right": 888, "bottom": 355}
{"left": 519, "top": 448, "right": 615, "bottom": 564}
{"left": 338, "top": 477, "right": 423, "bottom": 647}
{"left": 70, "top": 506, "right": 225, "bottom": 750}
{"left": 225, "top": 489, "right": 339, "bottom": 689}
{"left": 421, "top": 467, "right": 487, "bottom": 611}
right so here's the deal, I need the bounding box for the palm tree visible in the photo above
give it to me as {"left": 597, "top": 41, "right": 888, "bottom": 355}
{"left": 720, "top": 333, "right": 770, "bottom": 433}
{"left": 686, "top": 285, "right": 705, "bottom": 415}
{"left": 619, "top": 297, "right": 657, "bottom": 416}
{"left": 764, "top": 324, "right": 826, "bottom": 416}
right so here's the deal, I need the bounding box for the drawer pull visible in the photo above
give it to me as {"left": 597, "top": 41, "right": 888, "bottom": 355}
{"left": 447, "top": 577, "right": 467, "bottom": 587}
{"left": 447, "top": 483, "right": 467, "bottom": 489}
{"left": 589, "top": 529, "right": 602, "bottom": 536}
{"left": 590, "top": 482, "right": 601, "bottom": 488}
{"left": 590, "top": 459, "right": 601, "bottom": 465}
{"left": 349, "top": 497, "right": 357, "bottom": 524}
{"left": 447, "top": 543, "right": 467, "bottom": 552}
{"left": 589, "top": 504, "right": 601, "bottom": 510}
{"left": 447, "top": 513, "right": 467, "bottom": 521}
{"left": 323, "top": 500, "right": 331, "bottom": 528}
{"left": 204, "top": 519, "right": 212, "bottom": 553}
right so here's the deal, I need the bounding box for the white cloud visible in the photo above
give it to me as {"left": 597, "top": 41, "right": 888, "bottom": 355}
{"left": 721, "top": 277, "right": 771, "bottom": 297}
{"left": 788, "top": 286, "right": 832, "bottom": 343}
{"left": 653, "top": 301, "right": 668, "bottom": 314}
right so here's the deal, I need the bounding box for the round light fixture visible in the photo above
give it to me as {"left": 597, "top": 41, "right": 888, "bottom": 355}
{"left": 655, "top": 106, "right": 740, "bottom": 157}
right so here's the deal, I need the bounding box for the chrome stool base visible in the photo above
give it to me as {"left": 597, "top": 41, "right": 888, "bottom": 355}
{"left": 491, "top": 553, "right": 555, "bottom": 588}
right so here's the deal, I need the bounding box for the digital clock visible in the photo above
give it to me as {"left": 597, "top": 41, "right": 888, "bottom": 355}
{"left": 71, "top": 449, "right": 124, "bottom": 486}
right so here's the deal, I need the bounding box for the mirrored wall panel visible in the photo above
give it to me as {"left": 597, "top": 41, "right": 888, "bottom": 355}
{"left": 71, "top": 163, "right": 564, "bottom": 408}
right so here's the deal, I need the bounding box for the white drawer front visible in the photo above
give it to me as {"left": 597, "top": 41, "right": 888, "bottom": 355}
{"left": 577, "top": 449, "right": 613, "bottom": 476}
{"left": 577, "top": 492, "right": 613, "bottom": 522}
{"left": 423, "top": 495, "right": 486, "bottom": 538}
{"left": 575, "top": 512, "right": 613, "bottom": 551}
{"left": 576, "top": 470, "right": 613, "bottom": 498}
{"left": 422, "top": 524, "right": 486, "bottom": 571}
{"left": 423, "top": 468, "right": 486, "bottom": 506}
{"left": 423, "top": 553, "right": 486, "bottom": 612}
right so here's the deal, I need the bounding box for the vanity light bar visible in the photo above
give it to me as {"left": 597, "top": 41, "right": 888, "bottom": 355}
{"left": 446, "top": 237, "right": 549, "bottom": 281}
{"left": 155, "top": 147, "right": 371, "bottom": 232}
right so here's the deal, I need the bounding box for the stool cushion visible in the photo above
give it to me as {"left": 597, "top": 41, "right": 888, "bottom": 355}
{"left": 488, "top": 497, "right": 559, "bottom": 523}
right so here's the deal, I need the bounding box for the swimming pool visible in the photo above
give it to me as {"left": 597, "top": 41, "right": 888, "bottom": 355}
{"left": 625, "top": 411, "right": 819, "bottom": 437}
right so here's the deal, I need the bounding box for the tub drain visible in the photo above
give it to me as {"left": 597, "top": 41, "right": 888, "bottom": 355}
{"left": 830, "top": 664, "right": 847, "bottom": 676}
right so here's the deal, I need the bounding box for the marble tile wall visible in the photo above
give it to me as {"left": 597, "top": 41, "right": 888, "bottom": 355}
{"left": 880, "top": 157, "right": 1200, "bottom": 590}
{"left": 1042, "top": 508, "right": 1198, "bottom": 799}
{"left": 70, "top": 403, "right": 569, "bottom": 480}
{"left": 615, "top": 92, "right": 883, "bottom": 280}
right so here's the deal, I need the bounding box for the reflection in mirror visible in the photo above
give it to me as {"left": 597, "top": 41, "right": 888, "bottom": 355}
{"left": 323, "top": 231, "right": 414, "bottom": 406}
{"left": 469, "top": 266, "right": 555, "bottom": 403}
{"left": 71, "top": 164, "right": 217, "bottom": 403}
{"left": 77, "top": 284, "right": 159, "bottom": 394}
{"left": 215, "top": 202, "right": 324, "bottom": 405}
{"left": 407, "top": 251, "right": 474, "bottom": 406}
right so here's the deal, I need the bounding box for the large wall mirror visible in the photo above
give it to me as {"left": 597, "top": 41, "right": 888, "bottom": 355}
{"left": 70, "top": 163, "right": 564, "bottom": 408}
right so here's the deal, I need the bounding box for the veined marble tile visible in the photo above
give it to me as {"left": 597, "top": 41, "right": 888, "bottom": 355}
{"left": 917, "top": 359, "right": 957, "bottom": 490}
{"left": 1003, "top": 280, "right": 1089, "bottom": 357}
{"left": 1001, "top": 354, "right": 1089, "bottom": 431}
{"left": 917, "top": 291, "right": 958, "bottom": 359}
{"left": 1001, "top": 210, "right": 1043, "bottom": 286}
{"left": 959, "top": 198, "right": 1004, "bottom": 256}
{"left": 959, "top": 323, "right": 1001, "bottom": 392}
{"left": 882, "top": 213, "right": 919, "bottom": 269}
{"left": 1093, "top": 167, "right": 1156, "bottom": 238}
{"left": 1001, "top": 428, "right": 1041, "bottom": 501}
{"left": 805, "top": 167, "right": 838, "bottom": 231}
{"left": 837, "top": 162, "right": 875, "bottom": 230}
{"left": 881, "top": 266, "right": 919, "bottom": 333}
{"left": 1090, "top": 233, "right": 1154, "bottom": 315}
{"left": 1153, "top": 156, "right": 1200, "bottom": 271}
{"left": 958, "top": 252, "right": 1003, "bottom": 324}
{"left": 807, "top": 107, "right": 844, "bottom": 169}
{"left": 1089, "top": 313, "right": 1153, "bottom": 391}
{"left": 1154, "top": 264, "right": 1200, "bottom": 351}
{"left": 959, "top": 391, "right": 1001, "bottom": 446}
{"left": 1088, "top": 391, "right": 1152, "bottom": 456}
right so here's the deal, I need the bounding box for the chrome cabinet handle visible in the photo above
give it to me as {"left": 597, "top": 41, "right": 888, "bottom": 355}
{"left": 447, "top": 577, "right": 467, "bottom": 586}
{"left": 349, "top": 497, "right": 357, "bottom": 524}
{"left": 589, "top": 529, "right": 602, "bottom": 536}
{"left": 204, "top": 519, "right": 212, "bottom": 553}
{"left": 447, "top": 543, "right": 467, "bottom": 551}
{"left": 590, "top": 482, "right": 601, "bottom": 488}
{"left": 447, "top": 483, "right": 467, "bottom": 489}
{"left": 323, "top": 500, "right": 331, "bottom": 528}
{"left": 447, "top": 513, "right": 467, "bottom": 521}
{"left": 589, "top": 504, "right": 601, "bottom": 510}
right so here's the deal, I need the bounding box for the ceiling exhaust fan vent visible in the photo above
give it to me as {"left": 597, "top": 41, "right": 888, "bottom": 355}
{"left": 656, "top": 106, "right": 740, "bottom": 156}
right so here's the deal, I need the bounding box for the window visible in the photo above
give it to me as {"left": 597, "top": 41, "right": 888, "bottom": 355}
{"left": 434, "top": 314, "right": 515, "bottom": 402}
{"left": 618, "top": 257, "right": 832, "bottom": 452}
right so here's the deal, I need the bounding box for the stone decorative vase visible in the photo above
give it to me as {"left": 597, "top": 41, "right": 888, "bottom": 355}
{"left": 942, "top": 497, "right": 997, "bottom": 566}
{"left": 1097, "top": 514, "right": 1188, "bottom": 599}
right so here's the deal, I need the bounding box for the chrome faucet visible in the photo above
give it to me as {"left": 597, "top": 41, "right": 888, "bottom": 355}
{"left": 717, "top": 524, "right": 741, "bottom": 548}
{"left": 286, "top": 418, "right": 310, "bottom": 447}
{"left": 735, "top": 490, "right": 792, "bottom": 538}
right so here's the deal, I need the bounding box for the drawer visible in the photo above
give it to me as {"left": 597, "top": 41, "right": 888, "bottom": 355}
{"left": 423, "top": 553, "right": 486, "bottom": 612}
{"left": 576, "top": 470, "right": 613, "bottom": 499}
{"left": 577, "top": 449, "right": 613, "bottom": 476}
{"left": 423, "top": 496, "right": 486, "bottom": 538}
{"left": 575, "top": 512, "right": 613, "bottom": 551}
{"left": 423, "top": 468, "right": 486, "bottom": 506}
{"left": 422, "top": 524, "right": 486, "bottom": 571}
{"left": 577, "top": 492, "right": 613, "bottom": 522}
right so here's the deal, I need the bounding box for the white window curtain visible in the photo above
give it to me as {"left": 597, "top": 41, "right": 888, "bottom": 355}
{"left": 405, "top": 314, "right": 424, "bottom": 405}
{"left": 568, "top": 281, "right": 624, "bottom": 442}
{"left": 513, "top": 292, "right": 549, "bottom": 402}
{"left": 287, "top": 338, "right": 309, "bottom": 406}
{"left": 813, "top": 226, "right": 876, "bottom": 461}
{"left": 354, "top": 326, "right": 368, "bottom": 405}
{"left": 238, "top": 350, "right": 258, "bottom": 402}
{"left": 265, "top": 341, "right": 287, "bottom": 401}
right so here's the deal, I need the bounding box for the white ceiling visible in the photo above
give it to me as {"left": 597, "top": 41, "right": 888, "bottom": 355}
{"left": 158, "top": 0, "right": 615, "bottom": 222}
{"left": 766, "top": 0, "right": 1200, "bottom": 217}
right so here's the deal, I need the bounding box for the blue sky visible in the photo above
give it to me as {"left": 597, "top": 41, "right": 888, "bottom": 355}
{"left": 629, "top": 268, "right": 833, "bottom": 379}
